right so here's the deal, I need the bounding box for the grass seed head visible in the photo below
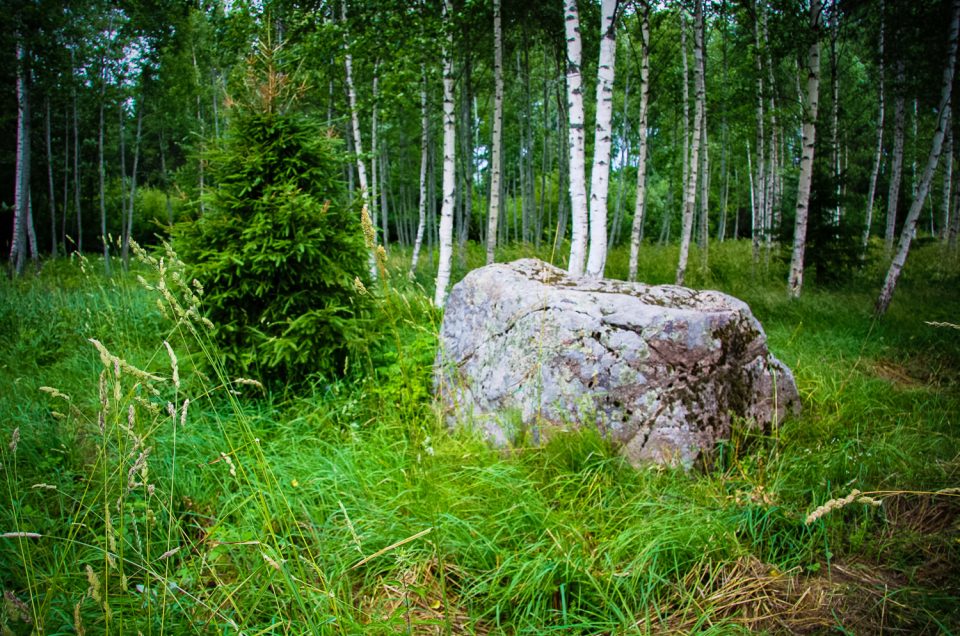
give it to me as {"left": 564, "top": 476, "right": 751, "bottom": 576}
{"left": 163, "top": 341, "right": 180, "bottom": 389}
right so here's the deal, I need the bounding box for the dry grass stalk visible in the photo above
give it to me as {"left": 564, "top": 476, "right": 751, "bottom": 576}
{"left": 360, "top": 557, "right": 486, "bottom": 635}
{"left": 806, "top": 489, "right": 882, "bottom": 524}
{"left": 648, "top": 556, "right": 846, "bottom": 634}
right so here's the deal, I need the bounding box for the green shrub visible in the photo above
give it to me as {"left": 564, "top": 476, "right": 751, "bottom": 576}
{"left": 174, "top": 46, "right": 373, "bottom": 387}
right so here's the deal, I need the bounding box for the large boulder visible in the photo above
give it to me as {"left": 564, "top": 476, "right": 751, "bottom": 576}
{"left": 434, "top": 259, "right": 799, "bottom": 468}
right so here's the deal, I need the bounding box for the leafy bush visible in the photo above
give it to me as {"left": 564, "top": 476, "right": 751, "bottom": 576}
{"left": 174, "top": 47, "right": 373, "bottom": 387}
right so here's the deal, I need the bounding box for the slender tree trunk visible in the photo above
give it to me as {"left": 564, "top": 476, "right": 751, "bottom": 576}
{"left": 787, "top": 0, "right": 824, "bottom": 298}
{"left": 73, "top": 51, "right": 82, "bottom": 253}
{"left": 680, "top": 11, "right": 691, "bottom": 232}
{"left": 342, "top": 3, "right": 369, "bottom": 201}
{"left": 380, "top": 149, "right": 390, "bottom": 250}
{"left": 123, "top": 102, "right": 143, "bottom": 270}
{"left": 752, "top": 0, "right": 766, "bottom": 263}
{"left": 9, "top": 33, "right": 30, "bottom": 275}
{"left": 119, "top": 104, "right": 128, "bottom": 260}
{"left": 941, "top": 110, "right": 953, "bottom": 241}
{"left": 565, "top": 0, "right": 589, "bottom": 276}
{"left": 698, "top": 8, "right": 711, "bottom": 269}
{"left": 61, "top": 106, "right": 69, "bottom": 249}
{"left": 98, "top": 58, "right": 110, "bottom": 276}
{"left": 486, "top": 0, "right": 504, "bottom": 264}
{"left": 747, "top": 142, "right": 755, "bottom": 247}
{"left": 585, "top": 0, "right": 618, "bottom": 278}
{"left": 717, "top": 0, "right": 729, "bottom": 242}
{"left": 342, "top": 0, "right": 376, "bottom": 278}
{"left": 555, "top": 73, "right": 569, "bottom": 253}
{"left": 160, "top": 127, "right": 173, "bottom": 225}
{"left": 877, "top": 0, "right": 960, "bottom": 315}
{"left": 191, "top": 43, "right": 205, "bottom": 217}
{"left": 609, "top": 60, "right": 630, "bottom": 251}
{"left": 26, "top": 191, "right": 38, "bottom": 270}
{"left": 676, "top": 0, "right": 705, "bottom": 286}
{"left": 412, "top": 67, "right": 429, "bottom": 273}
{"left": 459, "top": 53, "right": 473, "bottom": 258}
{"left": 950, "top": 150, "right": 960, "bottom": 249}
{"left": 519, "top": 49, "right": 531, "bottom": 244}
{"left": 830, "top": 10, "right": 841, "bottom": 224}
{"left": 863, "top": 0, "right": 886, "bottom": 254}
{"left": 45, "top": 96, "right": 56, "bottom": 257}
{"left": 886, "top": 61, "right": 906, "bottom": 256}
{"left": 628, "top": 4, "right": 651, "bottom": 282}
{"left": 434, "top": 0, "right": 456, "bottom": 308}
{"left": 698, "top": 110, "right": 710, "bottom": 269}
{"left": 763, "top": 8, "right": 779, "bottom": 245}
{"left": 371, "top": 61, "right": 380, "bottom": 232}
{"left": 609, "top": 70, "right": 630, "bottom": 251}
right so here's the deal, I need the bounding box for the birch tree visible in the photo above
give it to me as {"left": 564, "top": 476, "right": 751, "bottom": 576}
{"left": 434, "top": 0, "right": 456, "bottom": 308}
{"left": 411, "top": 66, "right": 429, "bottom": 273}
{"left": 628, "top": 2, "right": 651, "bottom": 282}
{"left": 9, "top": 32, "right": 31, "bottom": 275}
{"left": 752, "top": 0, "right": 766, "bottom": 262}
{"left": 877, "top": 0, "right": 960, "bottom": 315}
{"left": 342, "top": 0, "right": 377, "bottom": 277}
{"left": 941, "top": 111, "right": 953, "bottom": 240}
{"left": 863, "top": 1, "right": 885, "bottom": 254}
{"left": 98, "top": 45, "right": 110, "bottom": 276}
{"left": 486, "top": 0, "right": 504, "bottom": 265}
{"left": 885, "top": 61, "right": 906, "bottom": 256}
{"left": 585, "top": 0, "right": 619, "bottom": 278}
{"left": 787, "top": 0, "right": 824, "bottom": 298}
{"left": 565, "top": 0, "right": 589, "bottom": 277}
{"left": 676, "top": 0, "right": 705, "bottom": 286}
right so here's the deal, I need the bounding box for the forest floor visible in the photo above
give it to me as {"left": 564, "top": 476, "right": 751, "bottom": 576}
{"left": 1, "top": 239, "right": 959, "bottom": 634}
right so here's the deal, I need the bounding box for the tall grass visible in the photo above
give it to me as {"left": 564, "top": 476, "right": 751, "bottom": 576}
{"left": 2, "top": 240, "right": 959, "bottom": 634}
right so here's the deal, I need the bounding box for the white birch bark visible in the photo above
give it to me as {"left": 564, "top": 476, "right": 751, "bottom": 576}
{"left": 412, "top": 66, "right": 429, "bottom": 273}
{"left": 565, "top": 0, "right": 589, "bottom": 277}
{"left": 676, "top": 0, "right": 705, "bottom": 286}
{"left": 123, "top": 102, "right": 143, "bottom": 269}
{"left": 863, "top": 1, "right": 885, "bottom": 254}
{"left": 341, "top": 0, "right": 376, "bottom": 278}
{"left": 628, "top": 4, "right": 651, "bottom": 282}
{"left": 98, "top": 55, "right": 110, "bottom": 276}
{"left": 486, "top": 0, "right": 504, "bottom": 265}
{"left": 885, "top": 61, "right": 906, "bottom": 256}
{"left": 698, "top": 7, "right": 710, "bottom": 269}
{"left": 752, "top": 0, "right": 766, "bottom": 262}
{"left": 830, "top": 10, "right": 841, "bottom": 224}
{"left": 342, "top": 1, "right": 369, "bottom": 202}
{"left": 61, "top": 104, "right": 69, "bottom": 248}
{"left": 371, "top": 61, "right": 380, "bottom": 232}
{"left": 942, "top": 111, "right": 953, "bottom": 240}
{"left": 877, "top": 0, "right": 960, "bottom": 315}
{"left": 763, "top": 8, "right": 779, "bottom": 244}
{"left": 9, "top": 34, "right": 29, "bottom": 275}
{"left": 119, "top": 104, "right": 128, "bottom": 261}
{"left": 434, "top": 0, "right": 456, "bottom": 308}
{"left": 73, "top": 49, "right": 82, "bottom": 253}
{"left": 26, "top": 190, "right": 38, "bottom": 268}
{"left": 584, "top": 0, "right": 618, "bottom": 278}
{"left": 680, "top": 11, "right": 691, "bottom": 227}
{"left": 787, "top": 0, "right": 824, "bottom": 298}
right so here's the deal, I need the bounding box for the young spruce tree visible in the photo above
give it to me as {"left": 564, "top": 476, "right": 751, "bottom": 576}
{"left": 175, "top": 41, "right": 373, "bottom": 387}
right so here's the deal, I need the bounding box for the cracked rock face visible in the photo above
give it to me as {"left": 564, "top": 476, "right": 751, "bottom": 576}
{"left": 434, "top": 259, "right": 800, "bottom": 468}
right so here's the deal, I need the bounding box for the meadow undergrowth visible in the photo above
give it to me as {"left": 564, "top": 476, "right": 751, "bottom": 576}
{"left": 1, "top": 240, "right": 958, "bottom": 634}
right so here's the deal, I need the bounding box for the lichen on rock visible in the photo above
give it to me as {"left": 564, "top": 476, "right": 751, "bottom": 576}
{"left": 434, "top": 259, "right": 800, "bottom": 468}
